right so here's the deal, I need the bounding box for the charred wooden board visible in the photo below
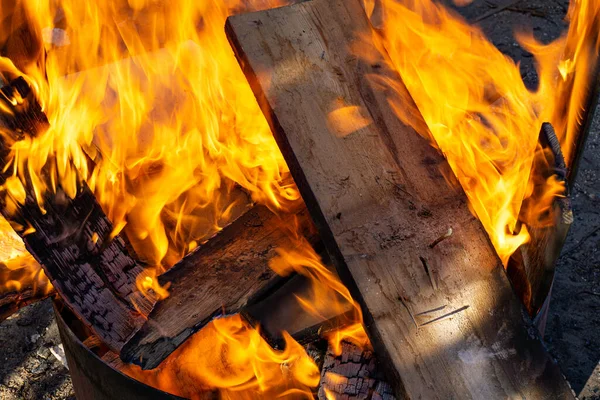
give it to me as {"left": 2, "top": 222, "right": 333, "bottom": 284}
{"left": 121, "top": 204, "right": 320, "bottom": 369}
{"left": 11, "top": 184, "right": 154, "bottom": 351}
{"left": 509, "top": 123, "right": 573, "bottom": 320}
{"left": 0, "top": 78, "right": 153, "bottom": 351}
{"left": 244, "top": 271, "right": 355, "bottom": 348}
{"left": 226, "top": 0, "right": 574, "bottom": 398}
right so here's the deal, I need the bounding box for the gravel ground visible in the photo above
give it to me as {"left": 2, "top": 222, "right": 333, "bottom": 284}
{"left": 0, "top": 301, "right": 73, "bottom": 399}
{"left": 0, "top": 0, "right": 598, "bottom": 399}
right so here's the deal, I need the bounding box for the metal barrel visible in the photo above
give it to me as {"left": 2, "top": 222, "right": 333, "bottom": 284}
{"left": 53, "top": 301, "right": 185, "bottom": 400}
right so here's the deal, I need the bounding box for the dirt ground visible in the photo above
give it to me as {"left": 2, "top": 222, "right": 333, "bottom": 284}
{"left": 0, "top": 0, "right": 599, "bottom": 399}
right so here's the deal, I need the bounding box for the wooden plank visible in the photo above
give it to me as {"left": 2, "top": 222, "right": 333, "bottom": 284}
{"left": 120, "top": 204, "right": 320, "bottom": 369}
{"left": 0, "top": 77, "right": 154, "bottom": 351}
{"left": 226, "top": 1, "right": 575, "bottom": 398}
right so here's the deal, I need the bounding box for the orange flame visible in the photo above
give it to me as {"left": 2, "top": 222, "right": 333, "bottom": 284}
{"left": 0, "top": 0, "right": 598, "bottom": 398}
{"left": 0, "top": 216, "right": 52, "bottom": 302}
{"left": 359, "top": 0, "right": 600, "bottom": 263}
{"left": 0, "top": 0, "right": 299, "bottom": 272}
{"left": 0, "top": 1, "right": 336, "bottom": 397}
{"left": 124, "top": 314, "right": 320, "bottom": 399}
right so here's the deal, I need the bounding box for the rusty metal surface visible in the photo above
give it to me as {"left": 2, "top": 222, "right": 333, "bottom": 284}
{"left": 53, "top": 302, "right": 184, "bottom": 400}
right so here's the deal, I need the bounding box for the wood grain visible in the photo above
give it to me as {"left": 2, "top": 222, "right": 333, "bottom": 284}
{"left": 226, "top": 0, "right": 574, "bottom": 398}
{"left": 121, "top": 204, "right": 320, "bottom": 369}
{"left": 318, "top": 341, "right": 395, "bottom": 400}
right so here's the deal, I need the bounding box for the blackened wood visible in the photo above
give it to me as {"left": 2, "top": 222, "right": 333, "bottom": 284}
{"left": 15, "top": 184, "right": 153, "bottom": 350}
{"left": 226, "top": 0, "right": 574, "bottom": 397}
{"left": 120, "top": 204, "right": 319, "bottom": 369}
{"left": 508, "top": 123, "right": 573, "bottom": 318}
{"left": 318, "top": 341, "right": 395, "bottom": 400}
{"left": 0, "top": 78, "right": 153, "bottom": 351}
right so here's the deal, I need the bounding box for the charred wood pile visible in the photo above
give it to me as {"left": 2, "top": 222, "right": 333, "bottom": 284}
{"left": 0, "top": 0, "right": 599, "bottom": 398}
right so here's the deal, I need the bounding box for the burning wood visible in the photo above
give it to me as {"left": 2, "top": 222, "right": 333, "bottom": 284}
{"left": 225, "top": 0, "right": 574, "bottom": 397}
{"left": 121, "top": 204, "right": 322, "bottom": 369}
{"left": 0, "top": 0, "right": 597, "bottom": 398}
{"left": 0, "top": 77, "right": 155, "bottom": 350}
{"left": 0, "top": 77, "right": 347, "bottom": 372}
{"left": 508, "top": 123, "right": 573, "bottom": 319}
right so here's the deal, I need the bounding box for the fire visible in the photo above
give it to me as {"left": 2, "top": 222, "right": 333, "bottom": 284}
{"left": 359, "top": 0, "right": 600, "bottom": 263}
{"left": 125, "top": 232, "right": 364, "bottom": 398}
{"left": 0, "top": 0, "right": 598, "bottom": 398}
{"left": 0, "top": 216, "right": 51, "bottom": 303}
{"left": 0, "top": 0, "right": 343, "bottom": 396}
{"left": 1, "top": 0, "right": 300, "bottom": 271}
{"left": 123, "top": 314, "right": 320, "bottom": 399}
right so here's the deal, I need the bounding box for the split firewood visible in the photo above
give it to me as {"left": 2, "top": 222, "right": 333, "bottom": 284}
{"left": 226, "top": 0, "right": 574, "bottom": 397}
{"left": 120, "top": 204, "right": 322, "bottom": 369}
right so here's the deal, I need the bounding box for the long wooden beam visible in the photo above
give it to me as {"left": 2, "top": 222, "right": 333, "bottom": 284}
{"left": 226, "top": 0, "right": 574, "bottom": 398}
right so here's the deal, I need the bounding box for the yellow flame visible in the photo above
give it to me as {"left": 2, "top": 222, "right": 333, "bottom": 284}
{"left": 124, "top": 314, "right": 320, "bottom": 399}
{"left": 359, "top": 0, "right": 599, "bottom": 264}
{"left": 0, "top": 0, "right": 598, "bottom": 397}
{"left": 0, "top": 0, "right": 300, "bottom": 271}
